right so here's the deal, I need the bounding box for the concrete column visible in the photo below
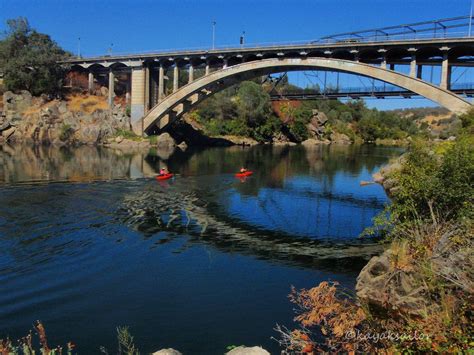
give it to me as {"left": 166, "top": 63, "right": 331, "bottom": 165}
{"left": 108, "top": 70, "right": 115, "bottom": 108}
{"left": 440, "top": 52, "right": 451, "bottom": 90}
{"left": 173, "top": 64, "right": 179, "bottom": 92}
{"left": 131, "top": 66, "right": 146, "bottom": 131}
{"left": 158, "top": 64, "right": 164, "bottom": 102}
{"left": 409, "top": 54, "right": 417, "bottom": 78}
{"left": 378, "top": 50, "right": 387, "bottom": 70}
{"left": 144, "top": 65, "right": 150, "bottom": 112}
{"left": 188, "top": 64, "right": 194, "bottom": 83}
{"left": 88, "top": 72, "right": 94, "bottom": 93}
{"left": 417, "top": 65, "right": 423, "bottom": 79}
{"left": 205, "top": 62, "right": 210, "bottom": 75}
{"left": 223, "top": 58, "right": 228, "bottom": 69}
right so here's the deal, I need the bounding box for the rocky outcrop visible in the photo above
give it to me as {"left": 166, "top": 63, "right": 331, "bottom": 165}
{"left": 0, "top": 91, "right": 130, "bottom": 145}
{"left": 372, "top": 155, "right": 404, "bottom": 194}
{"left": 306, "top": 109, "right": 328, "bottom": 139}
{"left": 356, "top": 249, "right": 429, "bottom": 316}
{"left": 301, "top": 138, "right": 330, "bottom": 146}
{"left": 330, "top": 132, "right": 351, "bottom": 145}
{"left": 152, "top": 349, "right": 182, "bottom": 355}
{"left": 226, "top": 346, "right": 270, "bottom": 355}
{"left": 156, "top": 132, "right": 176, "bottom": 149}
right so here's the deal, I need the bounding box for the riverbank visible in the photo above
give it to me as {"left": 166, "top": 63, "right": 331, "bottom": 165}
{"left": 1, "top": 90, "right": 452, "bottom": 149}
{"left": 277, "top": 118, "right": 474, "bottom": 353}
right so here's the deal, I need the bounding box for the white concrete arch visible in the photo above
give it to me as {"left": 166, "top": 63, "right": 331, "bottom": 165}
{"left": 136, "top": 57, "right": 472, "bottom": 135}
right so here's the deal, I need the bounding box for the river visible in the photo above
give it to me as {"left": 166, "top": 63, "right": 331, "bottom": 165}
{"left": 0, "top": 143, "right": 401, "bottom": 354}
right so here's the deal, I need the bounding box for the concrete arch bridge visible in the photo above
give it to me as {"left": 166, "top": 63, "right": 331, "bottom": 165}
{"left": 135, "top": 57, "right": 471, "bottom": 135}
{"left": 64, "top": 16, "right": 474, "bottom": 135}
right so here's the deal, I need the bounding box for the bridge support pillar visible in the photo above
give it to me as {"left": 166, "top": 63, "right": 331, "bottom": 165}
{"left": 380, "top": 59, "right": 387, "bottom": 70}
{"left": 144, "top": 65, "right": 150, "bottom": 112}
{"left": 223, "top": 58, "right": 228, "bottom": 69}
{"left": 131, "top": 65, "right": 146, "bottom": 133}
{"left": 205, "top": 62, "right": 210, "bottom": 75}
{"left": 173, "top": 65, "right": 179, "bottom": 92}
{"left": 440, "top": 53, "right": 451, "bottom": 90}
{"left": 108, "top": 70, "right": 115, "bottom": 108}
{"left": 188, "top": 64, "right": 194, "bottom": 83}
{"left": 88, "top": 72, "right": 94, "bottom": 93}
{"left": 409, "top": 54, "right": 417, "bottom": 78}
{"left": 389, "top": 63, "right": 395, "bottom": 71}
{"left": 158, "top": 64, "right": 164, "bottom": 102}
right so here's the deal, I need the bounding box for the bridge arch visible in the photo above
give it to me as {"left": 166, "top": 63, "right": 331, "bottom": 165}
{"left": 137, "top": 57, "right": 472, "bottom": 135}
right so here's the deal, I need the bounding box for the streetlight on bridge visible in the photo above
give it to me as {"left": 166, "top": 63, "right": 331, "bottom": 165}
{"left": 212, "top": 21, "right": 216, "bottom": 50}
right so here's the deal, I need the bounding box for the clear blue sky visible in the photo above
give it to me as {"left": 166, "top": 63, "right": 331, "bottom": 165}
{"left": 0, "top": 0, "right": 472, "bottom": 110}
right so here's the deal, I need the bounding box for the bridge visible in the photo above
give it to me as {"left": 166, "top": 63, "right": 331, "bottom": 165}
{"left": 64, "top": 16, "right": 474, "bottom": 135}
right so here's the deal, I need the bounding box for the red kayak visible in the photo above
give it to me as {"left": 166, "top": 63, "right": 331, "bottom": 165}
{"left": 156, "top": 173, "right": 174, "bottom": 181}
{"left": 235, "top": 171, "right": 253, "bottom": 178}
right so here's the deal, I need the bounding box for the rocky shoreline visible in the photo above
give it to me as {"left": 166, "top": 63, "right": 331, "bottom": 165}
{"left": 0, "top": 91, "right": 364, "bottom": 149}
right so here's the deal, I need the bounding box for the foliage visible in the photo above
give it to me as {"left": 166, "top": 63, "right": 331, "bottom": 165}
{"left": 0, "top": 320, "right": 75, "bottom": 354}
{"left": 195, "top": 81, "right": 281, "bottom": 142}
{"left": 0, "top": 17, "right": 69, "bottom": 96}
{"left": 277, "top": 221, "right": 474, "bottom": 354}
{"left": 60, "top": 124, "right": 75, "bottom": 141}
{"left": 388, "top": 137, "right": 474, "bottom": 226}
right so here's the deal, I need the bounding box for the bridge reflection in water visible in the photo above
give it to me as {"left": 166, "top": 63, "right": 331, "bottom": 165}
{"left": 0, "top": 143, "right": 404, "bottom": 354}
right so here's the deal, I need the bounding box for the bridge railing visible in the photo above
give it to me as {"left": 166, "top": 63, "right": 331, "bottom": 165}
{"left": 69, "top": 16, "right": 474, "bottom": 60}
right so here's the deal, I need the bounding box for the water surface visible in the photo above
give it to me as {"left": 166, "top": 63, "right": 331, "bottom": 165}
{"left": 0, "top": 144, "right": 401, "bottom": 354}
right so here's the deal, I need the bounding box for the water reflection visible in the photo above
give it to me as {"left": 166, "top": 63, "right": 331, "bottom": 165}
{"left": 0, "top": 143, "right": 402, "bottom": 354}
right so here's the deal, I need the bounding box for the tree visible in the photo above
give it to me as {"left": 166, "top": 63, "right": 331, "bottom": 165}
{"left": 0, "top": 17, "right": 69, "bottom": 96}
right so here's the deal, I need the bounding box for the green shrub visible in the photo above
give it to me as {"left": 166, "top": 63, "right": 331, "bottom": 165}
{"left": 389, "top": 137, "right": 474, "bottom": 225}
{"left": 59, "top": 124, "right": 75, "bottom": 141}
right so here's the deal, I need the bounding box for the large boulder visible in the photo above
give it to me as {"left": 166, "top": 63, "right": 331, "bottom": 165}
{"left": 226, "top": 346, "right": 270, "bottom": 355}
{"left": 356, "top": 249, "right": 429, "bottom": 316}
{"left": 152, "top": 349, "right": 182, "bottom": 355}
{"left": 330, "top": 132, "right": 351, "bottom": 145}
{"left": 156, "top": 132, "right": 176, "bottom": 149}
{"left": 307, "top": 109, "right": 328, "bottom": 138}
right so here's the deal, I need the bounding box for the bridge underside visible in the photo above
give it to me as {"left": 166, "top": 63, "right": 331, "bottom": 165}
{"left": 137, "top": 58, "right": 472, "bottom": 135}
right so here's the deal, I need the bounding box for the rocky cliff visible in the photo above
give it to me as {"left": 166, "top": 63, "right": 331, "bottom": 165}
{"left": 0, "top": 91, "right": 130, "bottom": 145}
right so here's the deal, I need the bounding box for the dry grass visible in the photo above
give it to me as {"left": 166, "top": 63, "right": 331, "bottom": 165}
{"left": 66, "top": 94, "right": 108, "bottom": 114}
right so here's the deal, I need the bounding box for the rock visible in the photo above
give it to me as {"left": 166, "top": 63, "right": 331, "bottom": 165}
{"left": 226, "top": 346, "right": 270, "bottom": 355}
{"left": 301, "top": 138, "right": 330, "bottom": 146}
{"left": 156, "top": 132, "right": 176, "bottom": 149}
{"left": 272, "top": 132, "right": 291, "bottom": 144}
{"left": 100, "top": 86, "right": 108, "bottom": 97}
{"left": 356, "top": 249, "right": 429, "bottom": 316}
{"left": 2, "top": 126, "right": 16, "bottom": 140}
{"left": 177, "top": 141, "right": 188, "bottom": 150}
{"left": 152, "top": 349, "right": 182, "bottom": 355}
{"left": 0, "top": 117, "right": 11, "bottom": 131}
{"left": 330, "top": 132, "right": 351, "bottom": 145}
{"left": 115, "top": 135, "right": 124, "bottom": 144}
{"left": 306, "top": 109, "right": 328, "bottom": 138}
{"left": 219, "top": 135, "right": 259, "bottom": 146}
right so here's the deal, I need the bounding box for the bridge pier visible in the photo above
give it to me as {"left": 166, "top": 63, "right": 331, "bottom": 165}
{"left": 205, "top": 61, "right": 210, "bottom": 75}
{"left": 173, "top": 64, "right": 179, "bottom": 92}
{"left": 440, "top": 50, "right": 451, "bottom": 90}
{"left": 158, "top": 64, "right": 165, "bottom": 102}
{"left": 88, "top": 72, "right": 94, "bottom": 93}
{"left": 409, "top": 50, "right": 417, "bottom": 78}
{"left": 131, "top": 65, "right": 146, "bottom": 132}
{"left": 108, "top": 69, "right": 115, "bottom": 107}
{"left": 188, "top": 64, "right": 194, "bottom": 83}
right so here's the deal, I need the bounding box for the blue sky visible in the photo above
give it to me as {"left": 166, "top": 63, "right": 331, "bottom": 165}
{"left": 0, "top": 0, "right": 472, "bottom": 110}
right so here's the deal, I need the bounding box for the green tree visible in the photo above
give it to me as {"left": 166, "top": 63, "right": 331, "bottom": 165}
{"left": 0, "top": 17, "right": 69, "bottom": 96}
